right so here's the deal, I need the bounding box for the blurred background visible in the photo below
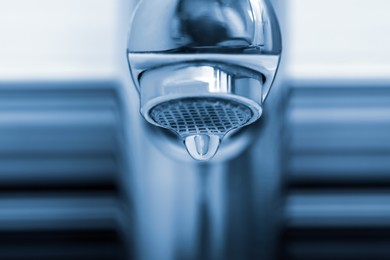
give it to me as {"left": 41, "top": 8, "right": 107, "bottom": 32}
{"left": 0, "top": 0, "right": 390, "bottom": 259}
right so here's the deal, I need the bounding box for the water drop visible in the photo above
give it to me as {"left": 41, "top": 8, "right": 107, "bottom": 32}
{"left": 184, "top": 134, "right": 221, "bottom": 161}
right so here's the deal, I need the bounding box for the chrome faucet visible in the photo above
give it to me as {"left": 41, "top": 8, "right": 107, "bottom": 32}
{"left": 127, "top": 0, "right": 281, "bottom": 161}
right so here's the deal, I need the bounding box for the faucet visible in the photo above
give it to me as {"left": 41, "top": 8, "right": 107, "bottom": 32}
{"left": 127, "top": 0, "right": 281, "bottom": 161}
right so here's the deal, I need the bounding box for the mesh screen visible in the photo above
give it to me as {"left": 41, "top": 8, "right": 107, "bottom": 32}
{"left": 150, "top": 98, "right": 253, "bottom": 137}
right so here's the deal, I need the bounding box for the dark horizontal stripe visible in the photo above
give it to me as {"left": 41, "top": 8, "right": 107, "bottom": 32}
{"left": 286, "top": 182, "right": 390, "bottom": 191}
{"left": 284, "top": 227, "right": 390, "bottom": 241}
{"left": 0, "top": 183, "right": 117, "bottom": 193}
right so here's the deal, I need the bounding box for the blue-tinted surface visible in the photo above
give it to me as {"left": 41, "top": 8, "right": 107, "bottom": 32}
{"left": 1, "top": 0, "right": 390, "bottom": 259}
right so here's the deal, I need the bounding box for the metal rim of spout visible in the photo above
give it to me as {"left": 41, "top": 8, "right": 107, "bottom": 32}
{"left": 139, "top": 64, "right": 263, "bottom": 128}
{"left": 128, "top": 52, "right": 280, "bottom": 103}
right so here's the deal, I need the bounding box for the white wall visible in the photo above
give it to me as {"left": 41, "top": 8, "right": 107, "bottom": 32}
{"left": 286, "top": 0, "right": 390, "bottom": 81}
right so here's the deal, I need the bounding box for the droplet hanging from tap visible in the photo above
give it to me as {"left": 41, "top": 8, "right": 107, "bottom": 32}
{"left": 184, "top": 134, "right": 221, "bottom": 161}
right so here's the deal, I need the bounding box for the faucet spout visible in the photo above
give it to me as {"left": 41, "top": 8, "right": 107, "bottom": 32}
{"left": 127, "top": 0, "right": 282, "bottom": 160}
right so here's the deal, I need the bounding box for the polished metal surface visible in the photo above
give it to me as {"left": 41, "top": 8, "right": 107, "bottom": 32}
{"left": 128, "top": 0, "right": 281, "bottom": 53}
{"left": 127, "top": 0, "right": 281, "bottom": 160}
{"left": 139, "top": 65, "right": 263, "bottom": 124}
{"left": 128, "top": 0, "right": 281, "bottom": 99}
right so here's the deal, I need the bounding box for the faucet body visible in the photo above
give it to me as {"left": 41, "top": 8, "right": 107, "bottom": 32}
{"left": 127, "top": 0, "right": 281, "bottom": 160}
